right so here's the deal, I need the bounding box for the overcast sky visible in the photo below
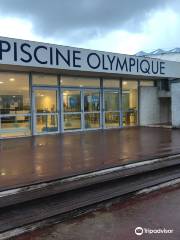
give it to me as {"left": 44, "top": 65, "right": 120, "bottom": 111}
{"left": 0, "top": 0, "right": 179, "bottom": 54}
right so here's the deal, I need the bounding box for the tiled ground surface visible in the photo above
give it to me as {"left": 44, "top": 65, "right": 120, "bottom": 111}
{"left": 1, "top": 127, "right": 180, "bottom": 191}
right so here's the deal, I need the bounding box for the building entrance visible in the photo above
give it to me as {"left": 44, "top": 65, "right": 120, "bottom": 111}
{"left": 32, "top": 87, "right": 59, "bottom": 135}
{"left": 62, "top": 89, "right": 101, "bottom": 131}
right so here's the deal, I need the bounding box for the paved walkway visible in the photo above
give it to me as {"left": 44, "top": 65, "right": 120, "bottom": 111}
{"left": 15, "top": 184, "right": 180, "bottom": 240}
{"left": 1, "top": 127, "right": 180, "bottom": 191}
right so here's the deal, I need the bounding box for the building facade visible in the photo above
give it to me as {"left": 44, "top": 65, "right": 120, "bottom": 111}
{"left": 1, "top": 37, "right": 180, "bottom": 139}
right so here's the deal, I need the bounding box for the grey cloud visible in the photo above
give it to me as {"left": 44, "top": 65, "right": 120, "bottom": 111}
{"left": 0, "top": 0, "right": 171, "bottom": 43}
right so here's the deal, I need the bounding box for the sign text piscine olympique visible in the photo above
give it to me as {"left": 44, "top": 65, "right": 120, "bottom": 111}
{"left": 0, "top": 36, "right": 180, "bottom": 78}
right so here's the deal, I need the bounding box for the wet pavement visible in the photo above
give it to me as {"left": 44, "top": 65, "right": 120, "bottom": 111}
{"left": 1, "top": 127, "right": 180, "bottom": 191}
{"left": 15, "top": 184, "right": 180, "bottom": 240}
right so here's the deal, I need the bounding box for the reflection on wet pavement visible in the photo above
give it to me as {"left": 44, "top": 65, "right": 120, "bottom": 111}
{"left": 0, "top": 127, "right": 180, "bottom": 191}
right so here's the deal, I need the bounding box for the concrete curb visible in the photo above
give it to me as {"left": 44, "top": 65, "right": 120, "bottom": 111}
{"left": 1, "top": 177, "right": 180, "bottom": 240}
{"left": 1, "top": 154, "right": 180, "bottom": 208}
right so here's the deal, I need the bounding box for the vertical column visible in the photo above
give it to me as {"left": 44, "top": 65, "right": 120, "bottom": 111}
{"left": 100, "top": 78, "right": 104, "bottom": 129}
{"left": 171, "top": 79, "right": 180, "bottom": 128}
{"left": 58, "top": 75, "right": 61, "bottom": 133}
{"left": 119, "top": 79, "right": 123, "bottom": 127}
{"left": 139, "top": 86, "right": 160, "bottom": 125}
{"left": 29, "top": 72, "right": 33, "bottom": 135}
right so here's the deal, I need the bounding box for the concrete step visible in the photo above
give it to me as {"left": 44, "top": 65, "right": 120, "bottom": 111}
{"left": 0, "top": 164, "right": 180, "bottom": 238}
{"left": 1, "top": 154, "right": 180, "bottom": 208}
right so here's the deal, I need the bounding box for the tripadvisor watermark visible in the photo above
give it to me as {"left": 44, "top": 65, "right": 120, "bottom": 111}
{"left": 135, "top": 226, "right": 173, "bottom": 236}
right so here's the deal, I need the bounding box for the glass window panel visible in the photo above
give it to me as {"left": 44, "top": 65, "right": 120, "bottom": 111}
{"left": 63, "top": 90, "right": 81, "bottom": 112}
{"left": 61, "top": 76, "right": 100, "bottom": 87}
{"left": 35, "top": 90, "right": 57, "bottom": 113}
{"left": 0, "top": 116, "right": 31, "bottom": 138}
{"left": 123, "top": 111, "right": 137, "bottom": 126}
{"left": 104, "top": 91, "right": 119, "bottom": 111}
{"left": 0, "top": 72, "right": 30, "bottom": 114}
{"left": 32, "top": 74, "right": 57, "bottom": 86}
{"left": 122, "top": 80, "right": 138, "bottom": 126}
{"left": 105, "top": 112, "right": 120, "bottom": 128}
{"left": 122, "top": 92, "right": 129, "bottom": 112}
{"left": 36, "top": 115, "right": 58, "bottom": 133}
{"left": 0, "top": 72, "right": 30, "bottom": 138}
{"left": 122, "top": 81, "right": 138, "bottom": 111}
{"left": 140, "top": 80, "right": 154, "bottom": 86}
{"left": 103, "top": 79, "right": 120, "bottom": 88}
{"left": 84, "top": 91, "right": 100, "bottom": 112}
{"left": 64, "top": 114, "right": 81, "bottom": 130}
{"left": 85, "top": 113, "right": 100, "bottom": 129}
{"left": 122, "top": 80, "right": 138, "bottom": 90}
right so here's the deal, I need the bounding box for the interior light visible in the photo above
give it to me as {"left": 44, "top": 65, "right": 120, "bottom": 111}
{"left": 40, "top": 94, "right": 44, "bottom": 97}
{"left": 123, "top": 81, "right": 127, "bottom": 85}
{"left": 9, "top": 78, "right": 15, "bottom": 82}
{"left": 1, "top": 171, "right": 6, "bottom": 176}
{"left": 80, "top": 85, "right": 83, "bottom": 87}
{"left": 0, "top": 81, "right": 4, "bottom": 84}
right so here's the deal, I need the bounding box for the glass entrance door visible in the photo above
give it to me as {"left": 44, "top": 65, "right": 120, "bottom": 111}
{"left": 62, "top": 89, "right": 101, "bottom": 131}
{"left": 33, "top": 88, "right": 59, "bottom": 134}
{"left": 84, "top": 90, "right": 101, "bottom": 129}
{"left": 62, "top": 90, "right": 82, "bottom": 131}
{"left": 103, "top": 90, "right": 121, "bottom": 128}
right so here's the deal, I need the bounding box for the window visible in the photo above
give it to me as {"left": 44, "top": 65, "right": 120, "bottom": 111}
{"left": 140, "top": 80, "right": 154, "bottom": 86}
{"left": 0, "top": 72, "right": 30, "bottom": 138}
{"left": 122, "top": 80, "right": 138, "bottom": 126}
{"left": 61, "top": 76, "right": 100, "bottom": 88}
{"left": 32, "top": 74, "right": 58, "bottom": 86}
{"left": 103, "top": 79, "right": 120, "bottom": 88}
